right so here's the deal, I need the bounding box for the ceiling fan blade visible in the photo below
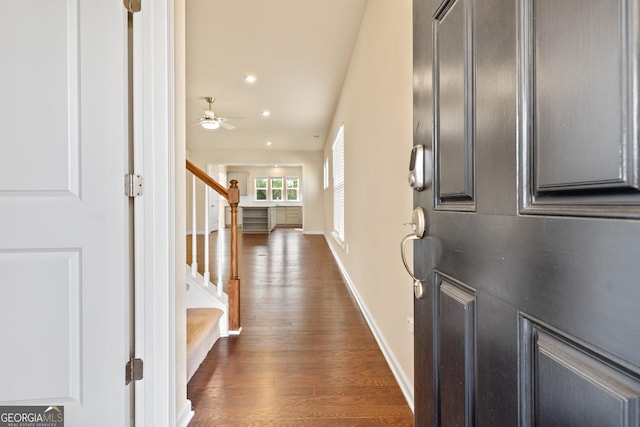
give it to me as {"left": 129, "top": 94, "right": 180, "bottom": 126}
{"left": 219, "top": 121, "right": 235, "bottom": 130}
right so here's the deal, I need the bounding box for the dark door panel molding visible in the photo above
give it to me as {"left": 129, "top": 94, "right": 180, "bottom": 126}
{"left": 519, "top": 315, "right": 640, "bottom": 427}
{"left": 518, "top": 0, "right": 640, "bottom": 217}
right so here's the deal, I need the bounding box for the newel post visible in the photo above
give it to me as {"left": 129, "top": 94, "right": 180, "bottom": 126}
{"left": 228, "top": 179, "right": 241, "bottom": 332}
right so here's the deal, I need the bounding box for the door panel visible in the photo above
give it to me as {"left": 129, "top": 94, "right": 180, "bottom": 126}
{"left": 520, "top": 318, "right": 640, "bottom": 427}
{"left": 437, "top": 278, "right": 476, "bottom": 427}
{"left": 413, "top": 0, "right": 640, "bottom": 425}
{"left": 522, "top": 0, "right": 640, "bottom": 211}
{"left": 0, "top": 251, "right": 81, "bottom": 401}
{"left": 0, "top": 1, "right": 130, "bottom": 425}
{"left": 434, "top": 0, "right": 475, "bottom": 209}
{"left": 0, "top": 1, "right": 78, "bottom": 195}
{"left": 531, "top": 0, "right": 630, "bottom": 192}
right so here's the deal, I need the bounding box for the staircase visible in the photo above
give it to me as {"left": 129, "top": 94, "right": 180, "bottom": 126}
{"left": 186, "top": 307, "right": 224, "bottom": 382}
{"left": 185, "top": 160, "right": 242, "bottom": 382}
{"left": 185, "top": 266, "right": 229, "bottom": 381}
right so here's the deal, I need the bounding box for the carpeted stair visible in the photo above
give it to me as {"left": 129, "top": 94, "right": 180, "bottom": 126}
{"left": 186, "top": 307, "right": 223, "bottom": 382}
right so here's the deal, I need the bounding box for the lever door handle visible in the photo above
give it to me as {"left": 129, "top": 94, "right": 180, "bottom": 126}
{"left": 401, "top": 207, "right": 428, "bottom": 299}
{"left": 401, "top": 234, "right": 421, "bottom": 282}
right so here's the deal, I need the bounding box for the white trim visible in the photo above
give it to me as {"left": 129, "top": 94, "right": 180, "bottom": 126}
{"left": 134, "top": 0, "right": 177, "bottom": 425}
{"left": 324, "top": 234, "right": 415, "bottom": 413}
{"left": 332, "top": 125, "right": 345, "bottom": 242}
{"left": 176, "top": 400, "right": 194, "bottom": 427}
{"left": 331, "top": 230, "right": 347, "bottom": 252}
{"left": 302, "top": 230, "right": 325, "bottom": 235}
{"left": 185, "top": 265, "right": 229, "bottom": 337}
{"left": 228, "top": 327, "right": 243, "bottom": 336}
{"left": 132, "top": 8, "right": 147, "bottom": 427}
{"left": 186, "top": 230, "right": 209, "bottom": 236}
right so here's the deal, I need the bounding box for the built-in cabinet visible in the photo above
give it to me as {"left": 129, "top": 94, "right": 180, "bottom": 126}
{"left": 226, "top": 205, "right": 302, "bottom": 230}
{"left": 242, "top": 207, "right": 275, "bottom": 234}
{"left": 275, "top": 206, "right": 302, "bottom": 227}
{"left": 224, "top": 206, "right": 243, "bottom": 227}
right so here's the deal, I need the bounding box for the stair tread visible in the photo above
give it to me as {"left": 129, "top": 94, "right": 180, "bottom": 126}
{"left": 186, "top": 308, "right": 224, "bottom": 382}
{"left": 186, "top": 308, "right": 223, "bottom": 348}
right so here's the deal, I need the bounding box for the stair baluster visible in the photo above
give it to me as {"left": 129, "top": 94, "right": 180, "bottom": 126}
{"left": 190, "top": 175, "right": 198, "bottom": 276}
{"left": 202, "top": 184, "right": 210, "bottom": 285}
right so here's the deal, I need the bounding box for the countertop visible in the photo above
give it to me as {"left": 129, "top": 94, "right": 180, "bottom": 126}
{"left": 237, "top": 202, "right": 303, "bottom": 208}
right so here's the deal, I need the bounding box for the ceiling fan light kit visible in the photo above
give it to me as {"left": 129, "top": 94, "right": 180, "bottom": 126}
{"left": 201, "top": 119, "right": 220, "bottom": 130}
{"left": 199, "top": 97, "right": 235, "bottom": 130}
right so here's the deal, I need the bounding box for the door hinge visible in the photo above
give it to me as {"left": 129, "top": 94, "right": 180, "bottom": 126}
{"left": 125, "top": 358, "right": 143, "bottom": 385}
{"left": 123, "top": 0, "right": 141, "bottom": 13}
{"left": 125, "top": 174, "right": 143, "bottom": 197}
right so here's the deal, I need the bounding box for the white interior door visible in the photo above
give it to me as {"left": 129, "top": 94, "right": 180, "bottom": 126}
{"left": 0, "top": 2, "right": 131, "bottom": 426}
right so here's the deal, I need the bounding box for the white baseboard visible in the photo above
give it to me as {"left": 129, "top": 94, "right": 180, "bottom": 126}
{"left": 302, "top": 230, "right": 324, "bottom": 235}
{"left": 324, "top": 233, "right": 415, "bottom": 413}
{"left": 186, "top": 230, "right": 220, "bottom": 235}
{"left": 176, "top": 399, "right": 194, "bottom": 427}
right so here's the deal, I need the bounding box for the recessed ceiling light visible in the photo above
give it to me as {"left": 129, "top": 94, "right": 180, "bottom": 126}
{"left": 245, "top": 75, "right": 257, "bottom": 83}
{"left": 262, "top": 110, "right": 270, "bottom": 117}
{"left": 266, "top": 141, "right": 272, "bottom": 146}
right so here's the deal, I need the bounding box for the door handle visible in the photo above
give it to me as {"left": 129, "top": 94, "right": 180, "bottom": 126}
{"left": 401, "top": 207, "right": 428, "bottom": 299}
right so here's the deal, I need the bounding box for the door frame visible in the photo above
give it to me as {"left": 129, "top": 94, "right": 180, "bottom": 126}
{"left": 132, "top": 1, "right": 183, "bottom": 426}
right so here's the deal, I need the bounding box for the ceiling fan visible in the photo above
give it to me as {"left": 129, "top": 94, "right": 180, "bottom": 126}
{"left": 199, "top": 97, "right": 236, "bottom": 130}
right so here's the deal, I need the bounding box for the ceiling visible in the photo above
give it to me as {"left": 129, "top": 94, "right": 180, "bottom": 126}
{"left": 185, "top": 0, "right": 367, "bottom": 153}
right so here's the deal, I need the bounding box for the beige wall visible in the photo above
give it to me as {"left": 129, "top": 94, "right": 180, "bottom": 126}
{"left": 187, "top": 150, "right": 324, "bottom": 233}
{"left": 323, "top": 0, "right": 414, "bottom": 389}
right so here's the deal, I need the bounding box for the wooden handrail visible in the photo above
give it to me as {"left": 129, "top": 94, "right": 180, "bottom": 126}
{"left": 186, "top": 159, "right": 229, "bottom": 200}
{"left": 186, "top": 159, "right": 241, "bottom": 332}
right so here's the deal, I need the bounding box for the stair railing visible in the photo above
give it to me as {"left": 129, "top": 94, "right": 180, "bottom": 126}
{"left": 186, "top": 159, "right": 241, "bottom": 332}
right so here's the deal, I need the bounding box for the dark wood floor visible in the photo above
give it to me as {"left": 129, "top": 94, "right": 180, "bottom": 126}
{"left": 186, "top": 228, "right": 414, "bottom": 426}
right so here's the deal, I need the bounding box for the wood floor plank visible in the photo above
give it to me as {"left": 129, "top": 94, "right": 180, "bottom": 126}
{"left": 187, "top": 229, "right": 413, "bottom": 426}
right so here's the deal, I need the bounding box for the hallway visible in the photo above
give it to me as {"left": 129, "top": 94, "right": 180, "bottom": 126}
{"left": 186, "top": 229, "right": 413, "bottom": 426}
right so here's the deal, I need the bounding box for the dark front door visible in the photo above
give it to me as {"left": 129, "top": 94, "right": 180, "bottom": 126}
{"left": 413, "top": 0, "right": 640, "bottom": 425}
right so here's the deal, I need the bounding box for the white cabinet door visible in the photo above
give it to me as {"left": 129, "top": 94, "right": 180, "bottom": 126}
{"left": 209, "top": 200, "right": 219, "bottom": 231}
{"left": 0, "top": 2, "right": 130, "bottom": 426}
{"left": 276, "top": 207, "right": 286, "bottom": 225}
{"left": 270, "top": 208, "right": 276, "bottom": 231}
{"left": 207, "top": 172, "right": 220, "bottom": 232}
{"left": 285, "top": 207, "right": 302, "bottom": 225}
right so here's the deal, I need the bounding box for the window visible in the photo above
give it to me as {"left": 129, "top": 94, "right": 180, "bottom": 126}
{"left": 286, "top": 177, "right": 299, "bottom": 201}
{"left": 255, "top": 174, "right": 302, "bottom": 201}
{"left": 255, "top": 177, "right": 267, "bottom": 200}
{"left": 323, "top": 158, "right": 329, "bottom": 190}
{"left": 270, "top": 177, "right": 283, "bottom": 200}
{"left": 332, "top": 125, "right": 345, "bottom": 242}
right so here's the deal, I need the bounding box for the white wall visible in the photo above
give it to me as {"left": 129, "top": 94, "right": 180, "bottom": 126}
{"left": 187, "top": 150, "right": 324, "bottom": 233}
{"left": 323, "top": 0, "right": 415, "bottom": 397}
